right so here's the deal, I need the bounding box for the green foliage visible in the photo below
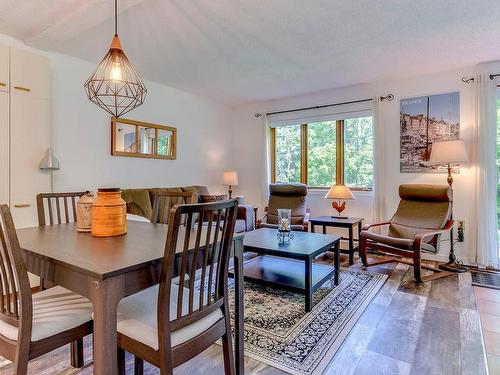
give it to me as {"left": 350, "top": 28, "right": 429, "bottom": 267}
{"left": 274, "top": 118, "right": 374, "bottom": 189}
{"left": 307, "top": 121, "right": 336, "bottom": 186}
{"left": 344, "top": 117, "right": 374, "bottom": 189}
{"left": 275, "top": 125, "right": 301, "bottom": 183}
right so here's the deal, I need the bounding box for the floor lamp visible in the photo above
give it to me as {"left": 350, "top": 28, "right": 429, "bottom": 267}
{"left": 429, "top": 140, "right": 469, "bottom": 272}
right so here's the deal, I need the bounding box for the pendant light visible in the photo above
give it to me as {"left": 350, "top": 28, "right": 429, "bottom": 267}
{"left": 84, "top": 0, "right": 147, "bottom": 118}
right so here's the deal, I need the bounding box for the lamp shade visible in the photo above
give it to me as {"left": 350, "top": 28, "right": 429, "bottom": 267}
{"left": 429, "top": 140, "right": 469, "bottom": 165}
{"left": 324, "top": 184, "right": 355, "bottom": 200}
{"left": 222, "top": 171, "right": 239, "bottom": 186}
{"left": 39, "top": 148, "right": 60, "bottom": 171}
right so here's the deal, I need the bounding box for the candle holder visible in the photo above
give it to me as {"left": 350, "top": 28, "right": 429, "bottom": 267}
{"left": 277, "top": 208, "right": 294, "bottom": 243}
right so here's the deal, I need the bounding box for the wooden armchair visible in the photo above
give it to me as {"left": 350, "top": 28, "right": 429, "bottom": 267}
{"left": 257, "top": 183, "right": 310, "bottom": 231}
{"left": 360, "top": 184, "right": 454, "bottom": 283}
{"left": 0, "top": 205, "right": 93, "bottom": 374}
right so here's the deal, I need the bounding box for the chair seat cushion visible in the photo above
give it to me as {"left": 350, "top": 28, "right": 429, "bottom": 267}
{"left": 0, "top": 286, "right": 92, "bottom": 342}
{"left": 116, "top": 284, "right": 223, "bottom": 350}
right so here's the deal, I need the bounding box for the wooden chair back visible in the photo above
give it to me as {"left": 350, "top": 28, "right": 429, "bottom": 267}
{"left": 36, "top": 192, "right": 87, "bottom": 226}
{"left": 151, "top": 191, "right": 196, "bottom": 224}
{"left": 0, "top": 205, "right": 32, "bottom": 335}
{"left": 157, "top": 199, "right": 238, "bottom": 353}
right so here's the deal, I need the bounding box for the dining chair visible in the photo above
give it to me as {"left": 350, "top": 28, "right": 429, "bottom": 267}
{"left": 116, "top": 199, "right": 238, "bottom": 375}
{"left": 0, "top": 204, "right": 93, "bottom": 375}
{"left": 35, "top": 191, "right": 87, "bottom": 368}
{"left": 36, "top": 191, "right": 87, "bottom": 226}
{"left": 150, "top": 191, "right": 196, "bottom": 224}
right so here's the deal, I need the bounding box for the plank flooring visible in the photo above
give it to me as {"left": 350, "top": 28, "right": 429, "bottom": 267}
{"left": 0, "top": 254, "right": 488, "bottom": 375}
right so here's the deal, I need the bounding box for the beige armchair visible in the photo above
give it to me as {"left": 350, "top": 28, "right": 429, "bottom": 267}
{"left": 257, "top": 183, "right": 310, "bottom": 231}
{"left": 360, "top": 184, "right": 454, "bottom": 283}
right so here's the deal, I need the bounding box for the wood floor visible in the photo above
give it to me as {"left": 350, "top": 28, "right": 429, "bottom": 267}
{"left": 0, "top": 254, "right": 488, "bottom": 375}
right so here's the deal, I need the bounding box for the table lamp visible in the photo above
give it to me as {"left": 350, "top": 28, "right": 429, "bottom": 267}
{"left": 429, "top": 139, "right": 469, "bottom": 273}
{"left": 222, "top": 171, "right": 239, "bottom": 199}
{"left": 324, "top": 184, "right": 355, "bottom": 219}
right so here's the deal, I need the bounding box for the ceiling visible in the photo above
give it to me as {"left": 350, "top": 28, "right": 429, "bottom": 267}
{"left": 1, "top": 0, "right": 500, "bottom": 105}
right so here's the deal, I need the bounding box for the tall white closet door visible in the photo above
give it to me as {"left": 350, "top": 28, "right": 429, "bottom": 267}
{"left": 0, "top": 92, "right": 8, "bottom": 204}
{"left": 10, "top": 93, "right": 50, "bottom": 228}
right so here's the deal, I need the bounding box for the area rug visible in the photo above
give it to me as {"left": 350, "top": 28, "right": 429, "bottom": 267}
{"left": 226, "top": 268, "right": 387, "bottom": 375}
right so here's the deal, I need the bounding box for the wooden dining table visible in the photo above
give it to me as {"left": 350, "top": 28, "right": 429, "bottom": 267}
{"left": 16, "top": 220, "right": 245, "bottom": 375}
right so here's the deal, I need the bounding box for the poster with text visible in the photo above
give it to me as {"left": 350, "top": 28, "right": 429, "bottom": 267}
{"left": 400, "top": 92, "right": 460, "bottom": 173}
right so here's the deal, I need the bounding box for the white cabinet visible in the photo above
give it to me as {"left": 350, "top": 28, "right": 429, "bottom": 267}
{"left": 0, "top": 44, "right": 51, "bottom": 228}
{"left": 10, "top": 48, "right": 50, "bottom": 99}
{"left": 0, "top": 92, "right": 8, "bottom": 204}
{"left": 0, "top": 44, "right": 8, "bottom": 93}
{"left": 10, "top": 93, "right": 50, "bottom": 203}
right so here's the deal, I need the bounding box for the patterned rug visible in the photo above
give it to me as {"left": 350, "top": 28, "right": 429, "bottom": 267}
{"left": 228, "top": 268, "right": 387, "bottom": 375}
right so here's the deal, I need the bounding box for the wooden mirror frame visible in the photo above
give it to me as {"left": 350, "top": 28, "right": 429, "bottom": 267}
{"left": 111, "top": 117, "right": 177, "bottom": 160}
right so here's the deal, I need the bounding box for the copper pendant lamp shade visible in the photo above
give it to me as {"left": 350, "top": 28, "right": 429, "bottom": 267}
{"left": 84, "top": 0, "right": 147, "bottom": 118}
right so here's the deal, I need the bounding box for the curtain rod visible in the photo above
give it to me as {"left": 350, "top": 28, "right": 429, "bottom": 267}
{"left": 254, "top": 94, "right": 394, "bottom": 118}
{"left": 461, "top": 73, "right": 500, "bottom": 83}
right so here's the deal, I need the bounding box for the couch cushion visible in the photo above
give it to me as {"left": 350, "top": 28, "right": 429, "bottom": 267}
{"left": 0, "top": 286, "right": 92, "bottom": 342}
{"left": 121, "top": 189, "right": 152, "bottom": 219}
{"left": 182, "top": 186, "right": 210, "bottom": 203}
{"left": 199, "top": 194, "right": 227, "bottom": 203}
{"left": 235, "top": 219, "right": 246, "bottom": 233}
{"left": 116, "top": 284, "right": 223, "bottom": 350}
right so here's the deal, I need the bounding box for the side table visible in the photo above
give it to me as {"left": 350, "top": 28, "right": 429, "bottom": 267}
{"left": 310, "top": 216, "right": 363, "bottom": 265}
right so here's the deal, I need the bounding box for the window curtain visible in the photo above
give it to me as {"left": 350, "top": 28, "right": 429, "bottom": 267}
{"left": 262, "top": 115, "right": 271, "bottom": 207}
{"left": 372, "top": 96, "right": 385, "bottom": 227}
{"left": 472, "top": 74, "right": 499, "bottom": 268}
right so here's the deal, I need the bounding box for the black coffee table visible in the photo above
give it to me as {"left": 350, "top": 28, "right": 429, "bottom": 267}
{"left": 242, "top": 228, "right": 341, "bottom": 312}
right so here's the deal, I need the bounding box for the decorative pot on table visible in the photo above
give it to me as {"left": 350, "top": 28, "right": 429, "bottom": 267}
{"left": 76, "top": 191, "right": 95, "bottom": 232}
{"left": 91, "top": 188, "right": 127, "bottom": 237}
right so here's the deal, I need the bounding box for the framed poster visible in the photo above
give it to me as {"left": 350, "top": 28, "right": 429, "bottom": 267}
{"left": 400, "top": 92, "right": 460, "bottom": 173}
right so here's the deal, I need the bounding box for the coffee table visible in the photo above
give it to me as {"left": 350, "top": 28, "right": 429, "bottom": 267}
{"left": 242, "top": 228, "right": 341, "bottom": 312}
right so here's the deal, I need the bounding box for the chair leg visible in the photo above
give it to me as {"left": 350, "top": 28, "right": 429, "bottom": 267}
{"left": 359, "top": 236, "right": 369, "bottom": 266}
{"left": 70, "top": 338, "right": 84, "bottom": 368}
{"left": 134, "top": 356, "right": 144, "bottom": 375}
{"left": 413, "top": 250, "right": 423, "bottom": 283}
{"left": 117, "top": 347, "right": 126, "bottom": 375}
{"left": 221, "top": 309, "right": 236, "bottom": 375}
{"left": 14, "top": 352, "right": 29, "bottom": 375}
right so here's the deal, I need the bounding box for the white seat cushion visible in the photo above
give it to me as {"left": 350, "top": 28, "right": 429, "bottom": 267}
{"left": 0, "top": 285, "right": 92, "bottom": 342}
{"left": 117, "top": 284, "right": 223, "bottom": 350}
{"left": 126, "top": 213, "right": 151, "bottom": 223}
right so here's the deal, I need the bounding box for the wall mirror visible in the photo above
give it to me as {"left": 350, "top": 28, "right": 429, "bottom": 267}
{"left": 111, "top": 117, "right": 176, "bottom": 159}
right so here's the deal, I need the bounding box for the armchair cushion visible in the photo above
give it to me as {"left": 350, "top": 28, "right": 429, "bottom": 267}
{"left": 362, "top": 230, "right": 436, "bottom": 253}
{"left": 387, "top": 184, "right": 452, "bottom": 240}
{"left": 267, "top": 183, "right": 307, "bottom": 225}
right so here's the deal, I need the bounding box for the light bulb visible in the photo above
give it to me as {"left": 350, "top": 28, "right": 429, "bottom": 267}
{"left": 110, "top": 58, "right": 123, "bottom": 81}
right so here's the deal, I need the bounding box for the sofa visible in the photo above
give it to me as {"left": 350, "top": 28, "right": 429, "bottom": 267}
{"left": 121, "top": 185, "right": 255, "bottom": 233}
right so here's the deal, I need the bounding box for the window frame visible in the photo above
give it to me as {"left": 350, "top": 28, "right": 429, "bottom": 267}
{"left": 270, "top": 119, "right": 373, "bottom": 191}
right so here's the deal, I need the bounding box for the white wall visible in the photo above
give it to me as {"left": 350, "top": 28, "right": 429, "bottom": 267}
{"left": 0, "top": 33, "right": 232, "bottom": 196}
{"left": 229, "top": 65, "right": 493, "bottom": 265}
{"left": 50, "top": 53, "right": 231, "bottom": 193}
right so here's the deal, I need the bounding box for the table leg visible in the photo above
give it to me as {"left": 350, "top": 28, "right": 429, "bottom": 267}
{"left": 305, "top": 257, "right": 312, "bottom": 312}
{"left": 322, "top": 225, "right": 326, "bottom": 234}
{"left": 311, "top": 223, "right": 315, "bottom": 233}
{"left": 89, "top": 275, "right": 125, "bottom": 375}
{"left": 233, "top": 238, "right": 245, "bottom": 375}
{"left": 348, "top": 226, "right": 354, "bottom": 265}
{"left": 334, "top": 241, "right": 340, "bottom": 285}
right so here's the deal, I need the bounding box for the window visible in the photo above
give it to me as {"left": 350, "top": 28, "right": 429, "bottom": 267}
{"left": 270, "top": 117, "right": 373, "bottom": 190}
